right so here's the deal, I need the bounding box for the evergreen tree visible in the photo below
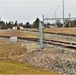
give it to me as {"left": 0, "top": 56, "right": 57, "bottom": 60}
{"left": 14, "top": 20, "right": 18, "bottom": 26}
{"left": 0, "top": 21, "right": 5, "bottom": 29}
{"left": 26, "top": 22, "right": 31, "bottom": 28}
{"left": 33, "top": 18, "right": 40, "bottom": 28}
{"left": 64, "top": 18, "right": 69, "bottom": 27}
{"left": 74, "top": 20, "right": 76, "bottom": 27}
{"left": 19, "top": 23, "right": 23, "bottom": 26}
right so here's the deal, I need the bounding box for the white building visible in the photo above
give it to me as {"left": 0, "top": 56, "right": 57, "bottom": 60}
{"left": 13, "top": 26, "right": 24, "bottom": 30}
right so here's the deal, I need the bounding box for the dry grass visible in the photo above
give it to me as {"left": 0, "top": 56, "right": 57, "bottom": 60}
{"left": 44, "top": 28, "right": 76, "bottom": 35}
{"left": 0, "top": 28, "right": 76, "bottom": 38}
{"left": 0, "top": 40, "right": 40, "bottom": 61}
{"left": 0, "top": 40, "right": 27, "bottom": 58}
{"left": 0, "top": 30, "right": 39, "bottom": 38}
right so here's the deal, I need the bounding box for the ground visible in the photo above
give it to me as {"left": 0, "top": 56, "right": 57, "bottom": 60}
{"left": 0, "top": 28, "right": 76, "bottom": 75}
{"left": 0, "top": 40, "right": 59, "bottom": 75}
{"left": 0, "top": 60, "right": 58, "bottom": 74}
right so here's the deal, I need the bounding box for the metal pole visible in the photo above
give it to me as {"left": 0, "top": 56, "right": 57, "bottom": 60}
{"left": 69, "top": 14, "right": 71, "bottom": 28}
{"left": 42, "top": 14, "right": 45, "bottom": 48}
{"left": 55, "top": 10, "right": 57, "bottom": 27}
{"left": 54, "top": 6, "right": 60, "bottom": 27}
{"left": 69, "top": 14, "right": 72, "bottom": 45}
{"left": 63, "top": 0, "right": 64, "bottom": 26}
{"left": 0, "top": 17, "right": 1, "bottom": 29}
{"left": 0, "top": 17, "right": 1, "bottom": 21}
{"left": 39, "top": 21, "right": 44, "bottom": 50}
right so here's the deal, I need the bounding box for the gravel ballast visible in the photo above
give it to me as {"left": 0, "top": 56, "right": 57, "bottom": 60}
{"left": 20, "top": 47, "right": 76, "bottom": 75}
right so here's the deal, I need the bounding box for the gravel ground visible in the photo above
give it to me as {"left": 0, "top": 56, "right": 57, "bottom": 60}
{"left": 19, "top": 46, "right": 76, "bottom": 75}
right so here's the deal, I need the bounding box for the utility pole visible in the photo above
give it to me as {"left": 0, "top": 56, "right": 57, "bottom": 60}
{"left": 54, "top": 6, "right": 60, "bottom": 27}
{"left": 0, "top": 17, "right": 1, "bottom": 21}
{"left": 39, "top": 21, "right": 44, "bottom": 50}
{"left": 69, "top": 14, "right": 71, "bottom": 28}
{"left": 0, "top": 17, "right": 1, "bottom": 29}
{"left": 55, "top": 9, "right": 57, "bottom": 27}
{"left": 69, "top": 14, "right": 72, "bottom": 45}
{"left": 63, "top": 0, "right": 64, "bottom": 26}
{"left": 42, "top": 14, "right": 45, "bottom": 48}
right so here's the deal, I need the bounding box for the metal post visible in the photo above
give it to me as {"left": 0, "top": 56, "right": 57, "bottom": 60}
{"left": 0, "top": 17, "right": 1, "bottom": 21}
{"left": 63, "top": 0, "right": 64, "bottom": 26}
{"left": 69, "top": 14, "right": 72, "bottom": 45}
{"left": 0, "top": 17, "right": 1, "bottom": 29}
{"left": 39, "top": 21, "right": 44, "bottom": 50}
{"left": 53, "top": 6, "right": 60, "bottom": 27}
{"left": 55, "top": 10, "right": 57, "bottom": 27}
{"left": 69, "top": 14, "right": 71, "bottom": 28}
{"left": 42, "top": 15, "right": 45, "bottom": 48}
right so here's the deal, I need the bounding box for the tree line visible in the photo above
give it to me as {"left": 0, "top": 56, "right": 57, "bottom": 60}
{"left": 0, "top": 18, "right": 76, "bottom": 29}
{"left": 0, "top": 18, "right": 40, "bottom": 29}
{"left": 45, "top": 19, "right": 76, "bottom": 28}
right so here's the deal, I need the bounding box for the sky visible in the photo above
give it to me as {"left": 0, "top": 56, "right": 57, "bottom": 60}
{"left": 0, "top": 0, "right": 76, "bottom": 24}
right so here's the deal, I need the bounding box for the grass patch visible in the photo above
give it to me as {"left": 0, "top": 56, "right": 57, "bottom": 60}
{"left": 0, "top": 40, "right": 27, "bottom": 57}
{"left": 0, "top": 60, "right": 59, "bottom": 75}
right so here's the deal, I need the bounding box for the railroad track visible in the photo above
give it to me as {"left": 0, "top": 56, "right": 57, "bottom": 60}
{"left": 27, "top": 30, "right": 76, "bottom": 37}
{"left": 44, "top": 40, "right": 76, "bottom": 50}
{"left": 44, "top": 32, "right": 76, "bottom": 37}
{"left": 0, "top": 36, "right": 76, "bottom": 50}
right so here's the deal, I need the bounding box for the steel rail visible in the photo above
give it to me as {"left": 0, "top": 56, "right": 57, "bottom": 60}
{"left": 0, "top": 36, "right": 76, "bottom": 50}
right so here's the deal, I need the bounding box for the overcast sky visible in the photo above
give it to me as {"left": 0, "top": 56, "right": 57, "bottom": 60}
{"left": 0, "top": 0, "right": 76, "bottom": 24}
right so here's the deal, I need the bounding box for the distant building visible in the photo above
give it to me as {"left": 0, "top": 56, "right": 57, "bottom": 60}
{"left": 13, "top": 26, "right": 24, "bottom": 30}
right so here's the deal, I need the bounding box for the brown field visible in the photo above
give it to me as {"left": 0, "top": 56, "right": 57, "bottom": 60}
{"left": 44, "top": 28, "right": 76, "bottom": 35}
{"left": 0, "top": 30, "right": 39, "bottom": 38}
{"left": 0, "top": 40, "right": 27, "bottom": 58}
{"left": 0, "top": 28, "right": 76, "bottom": 39}
{"left": 0, "top": 40, "right": 39, "bottom": 59}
